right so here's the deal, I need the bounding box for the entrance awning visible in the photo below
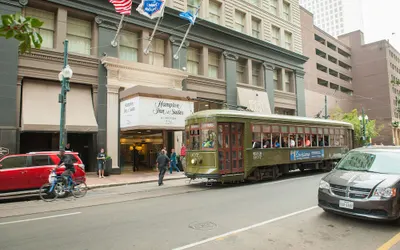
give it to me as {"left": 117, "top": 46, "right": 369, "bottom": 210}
{"left": 120, "top": 85, "right": 197, "bottom": 100}
{"left": 237, "top": 87, "right": 272, "bottom": 114}
{"left": 120, "top": 85, "right": 196, "bottom": 131}
{"left": 21, "top": 81, "right": 98, "bottom": 132}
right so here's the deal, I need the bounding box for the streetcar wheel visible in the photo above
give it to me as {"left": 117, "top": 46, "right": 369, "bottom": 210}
{"left": 39, "top": 183, "right": 59, "bottom": 202}
{"left": 71, "top": 182, "right": 88, "bottom": 198}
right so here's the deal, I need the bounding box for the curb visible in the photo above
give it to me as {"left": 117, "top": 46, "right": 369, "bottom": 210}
{"left": 87, "top": 176, "right": 187, "bottom": 190}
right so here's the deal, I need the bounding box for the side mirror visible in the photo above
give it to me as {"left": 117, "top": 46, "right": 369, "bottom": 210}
{"left": 333, "top": 162, "right": 338, "bottom": 167}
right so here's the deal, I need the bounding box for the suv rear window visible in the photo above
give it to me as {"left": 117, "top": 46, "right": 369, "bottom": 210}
{"left": 31, "top": 155, "right": 51, "bottom": 166}
{"left": 49, "top": 154, "right": 78, "bottom": 164}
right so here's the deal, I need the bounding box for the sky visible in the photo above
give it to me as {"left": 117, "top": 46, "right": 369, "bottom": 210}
{"left": 360, "top": 0, "right": 399, "bottom": 51}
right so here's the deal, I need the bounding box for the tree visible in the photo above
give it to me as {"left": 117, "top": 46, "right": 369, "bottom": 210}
{"left": 330, "top": 106, "right": 383, "bottom": 146}
{"left": 0, "top": 12, "right": 43, "bottom": 54}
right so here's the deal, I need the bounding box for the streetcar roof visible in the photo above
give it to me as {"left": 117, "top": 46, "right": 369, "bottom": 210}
{"left": 186, "top": 109, "right": 354, "bottom": 129}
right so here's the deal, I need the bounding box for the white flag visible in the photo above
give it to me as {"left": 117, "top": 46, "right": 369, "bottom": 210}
{"left": 136, "top": 0, "right": 166, "bottom": 19}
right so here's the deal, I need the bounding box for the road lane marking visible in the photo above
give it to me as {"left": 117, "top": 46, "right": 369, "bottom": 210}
{"left": 0, "top": 212, "right": 81, "bottom": 226}
{"left": 173, "top": 206, "right": 318, "bottom": 250}
{"left": 377, "top": 232, "right": 400, "bottom": 250}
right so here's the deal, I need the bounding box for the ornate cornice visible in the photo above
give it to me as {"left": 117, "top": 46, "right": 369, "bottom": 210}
{"left": 19, "top": 0, "right": 28, "bottom": 6}
{"left": 95, "top": 15, "right": 120, "bottom": 30}
{"left": 223, "top": 51, "right": 239, "bottom": 61}
{"left": 186, "top": 75, "right": 226, "bottom": 88}
{"left": 169, "top": 36, "right": 190, "bottom": 47}
{"left": 262, "top": 62, "right": 275, "bottom": 70}
{"left": 19, "top": 49, "right": 99, "bottom": 68}
{"left": 294, "top": 70, "right": 306, "bottom": 77}
{"left": 101, "top": 56, "right": 188, "bottom": 78}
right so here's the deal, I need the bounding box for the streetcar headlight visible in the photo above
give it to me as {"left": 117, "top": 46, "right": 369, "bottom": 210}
{"left": 191, "top": 158, "right": 197, "bottom": 165}
{"left": 319, "top": 180, "right": 330, "bottom": 190}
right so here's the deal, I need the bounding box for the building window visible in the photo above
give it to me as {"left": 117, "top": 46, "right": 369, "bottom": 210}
{"left": 273, "top": 68, "right": 281, "bottom": 90}
{"left": 270, "top": 0, "right": 278, "bottom": 15}
{"left": 67, "top": 17, "right": 92, "bottom": 55}
{"left": 252, "top": 61, "right": 262, "bottom": 87}
{"left": 187, "top": 47, "right": 200, "bottom": 75}
{"left": 149, "top": 38, "right": 165, "bottom": 67}
{"left": 251, "top": 17, "right": 261, "bottom": 39}
{"left": 271, "top": 26, "right": 280, "bottom": 46}
{"left": 283, "top": 1, "right": 291, "bottom": 21}
{"left": 237, "top": 59, "right": 246, "bottom": 83}
{"left": 284, "top": 71, "right": 294, "bottom": 92}
{"left": 234, "top": 10, "right": 246, "bottom": 33}
{"left": 209, "top": 0, "right": 221, "bottom": 24}
{"left": 208, "top": 51, "right": 219, "bottom": 78}
{"left": 119, "top": 30, "right": 138, "bottom": 62}
{"left": 25, "top": 8, "right": 55, "bottom": 49}
{"left": 284, "top": 31, "right": 292, "bottom": 50}
{"left": 187, "top": 0, "right": 200, "bottom": 14}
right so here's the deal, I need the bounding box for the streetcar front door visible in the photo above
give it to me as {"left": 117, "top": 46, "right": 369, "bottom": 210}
{"left": 218, "top": 123, "right": 244, "bottom": 174}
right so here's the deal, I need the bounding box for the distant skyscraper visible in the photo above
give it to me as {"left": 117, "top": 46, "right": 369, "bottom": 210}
{"left": 299, "top": 0, "right": 364, "bottom": 37}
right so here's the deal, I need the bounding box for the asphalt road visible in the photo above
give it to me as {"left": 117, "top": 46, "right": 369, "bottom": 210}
{"left": 0, "top": 172, "right": 399, "bottom": 250}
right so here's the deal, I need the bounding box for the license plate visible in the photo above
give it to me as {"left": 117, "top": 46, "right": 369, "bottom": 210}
{"left": 339, "top": 200, "right": 354, "bottom": 210}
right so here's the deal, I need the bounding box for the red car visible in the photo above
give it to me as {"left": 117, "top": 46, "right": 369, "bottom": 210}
{"left": 0, "top": 151, "right": 86, "bottom": 193}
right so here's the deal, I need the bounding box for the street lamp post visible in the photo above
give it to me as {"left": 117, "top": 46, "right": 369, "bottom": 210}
{"left": 58, "top": 40, "right": 73, "bottom": 151}
{"left": 358, "top": 107, "right": 369, "bottom": 145}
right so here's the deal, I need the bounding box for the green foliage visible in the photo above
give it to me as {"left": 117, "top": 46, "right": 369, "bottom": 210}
{"left": 392, "top": 79, "right": 400, "bottom": 86}
{"left": 330, "top": 107, "right": 383, "bottom": 144}
{"left": 0, "top": 12, "right": 43, "bottom": 54}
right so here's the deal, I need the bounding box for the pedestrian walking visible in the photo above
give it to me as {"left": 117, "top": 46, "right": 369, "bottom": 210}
{"left": 169, "top": 149, "right": 180, "bottom": 174}
{"left": 156, "top": 149, "right": 170, "bottom": 186}
{"left": 65, "top": 143, "right": 73, "bottom": 152}
{"left": 97, "top": 148, "right": 106, "bottom": 178}
{"left": 132, "top": 147, "right": 139, "bottom": 172}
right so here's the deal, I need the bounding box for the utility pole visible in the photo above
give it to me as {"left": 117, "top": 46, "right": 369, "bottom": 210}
{"left": 324, "top": 95, "right": 328, "bottom": 119}
{"left": 58, "top": 40, "right": 72, "bottom": 151}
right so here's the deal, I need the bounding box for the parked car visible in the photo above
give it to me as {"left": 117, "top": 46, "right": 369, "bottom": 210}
{"left": 0, "top": 151, "right": 86, "bottom": 194}
{"left": 318, "top": 146, "right": 400, "bottom": 222}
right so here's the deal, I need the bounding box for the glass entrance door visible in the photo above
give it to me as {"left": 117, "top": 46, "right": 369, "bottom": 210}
{"left": 218, "top": 123, "right": 244, "bottom": 174}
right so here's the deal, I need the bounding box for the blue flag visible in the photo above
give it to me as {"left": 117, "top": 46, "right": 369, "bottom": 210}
{"left": 179, "top": 11, "right": 196, "bottom": 25}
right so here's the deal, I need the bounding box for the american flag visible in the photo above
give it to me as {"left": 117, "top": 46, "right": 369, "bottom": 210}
{"left": 109, "top": 0, "right": 132, "bottom": 15}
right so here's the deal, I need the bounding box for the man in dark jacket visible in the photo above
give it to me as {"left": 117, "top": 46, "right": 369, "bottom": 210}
{"left": 156, "top": 149, "right": 170, "bottom": 186}
{"left": 54, "top": 150, "right": 75, "bottom": 190}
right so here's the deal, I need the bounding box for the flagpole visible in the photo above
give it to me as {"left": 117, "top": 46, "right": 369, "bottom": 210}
{"left": 111, "top": 15, "right": 125, "bottom": 47}
{"left": 144, "top": 16, "right": 163, "bottom": 55}
{"left": 173, "top": 25, "right": 192, "bottom": 59}
{"left": 173, "top": 0, "right": 203, "bottom": 59}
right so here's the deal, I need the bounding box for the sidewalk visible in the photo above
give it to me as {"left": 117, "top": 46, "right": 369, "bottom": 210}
{"left": 86, "top": 170, "right": 187, "bottom": 189}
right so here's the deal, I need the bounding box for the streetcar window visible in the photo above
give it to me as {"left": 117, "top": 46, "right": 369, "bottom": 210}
{"left": 330, "top": 128, "right": 335, "bottom": 146}
{"left": 318, "top": 128, "right": 325, "bottom": 147}
{"left": 185, "top": 126, "right": 190, "bottom": 147}
{"left": 340, "top": 129, "right": 345, "bottom": 146}
{"left": 190, "top": 124, "right": 200, "bottom": 150}
{"left": 262, "top": 125, "right": 272, "bottom": 148}
{"left": 272, "top": 125, "right": 280, "bottom": 133}
{"left": 311, "top": 128, "right": 317, "bottom": 147}
{"left": 297, "top": 127, "right": 305, "bottom": 148}
{"left": 252, "top": 124, "right": 262, "bottom": 148}
{"left": 201, "top": 123, "right": 216, "bottom": 149}
{"left": 334, "top": 129, "right": 340, "bottom": 146}
{"left": 281, "top": 126, "right": 289, "bottom": 148}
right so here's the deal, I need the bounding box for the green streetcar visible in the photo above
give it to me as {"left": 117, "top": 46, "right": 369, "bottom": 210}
{"left": 184, "top": 110, "right": 354, "bottom": 183}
